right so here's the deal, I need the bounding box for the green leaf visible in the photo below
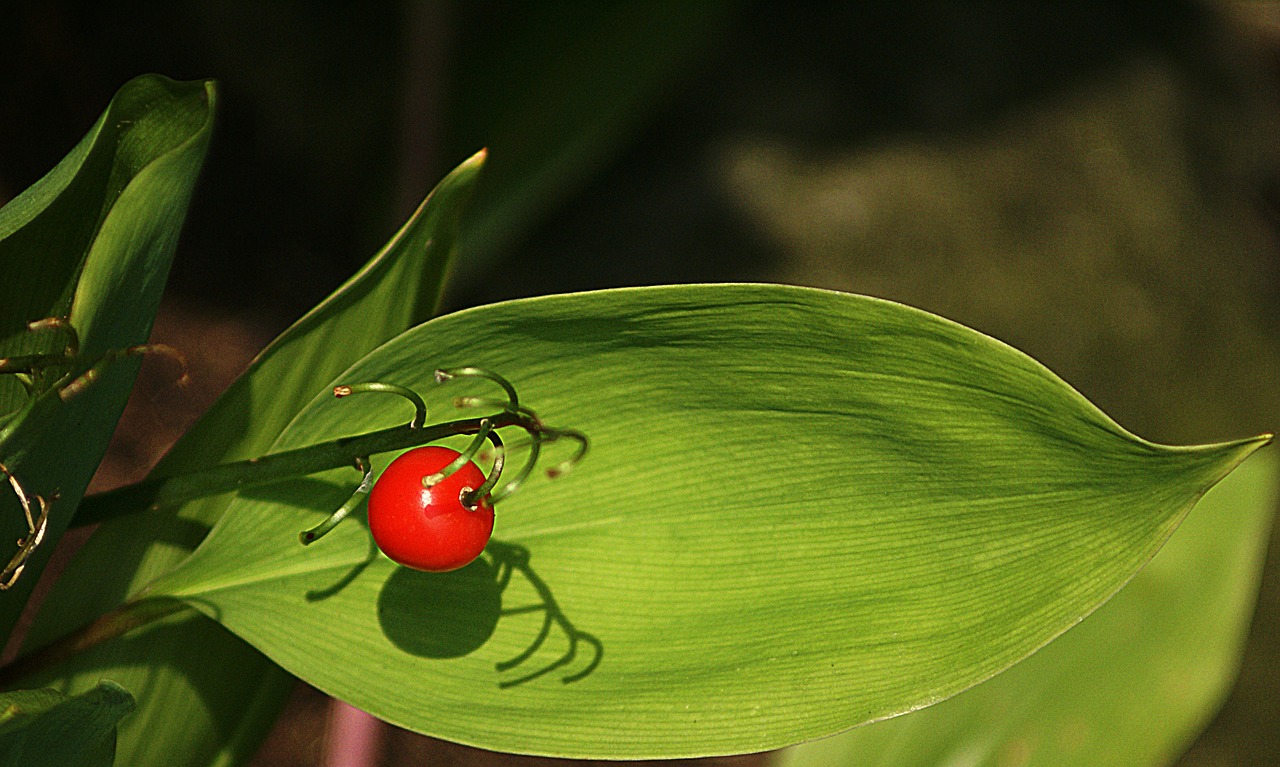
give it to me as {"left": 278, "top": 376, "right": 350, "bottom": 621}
{"left": 774, "top": 451, "right": 1279, "bottom": 767}
{"left": 143, "top": 284, "right": 1268, "bottom": 758}
{"left": 21, "top": 151, "right": 485, "bottom": 767}
{"left": 0, "top": 74, "right": 214, "bottom": 635}
{"left": 0, "top": 681, "right": 135, "bottom": 767}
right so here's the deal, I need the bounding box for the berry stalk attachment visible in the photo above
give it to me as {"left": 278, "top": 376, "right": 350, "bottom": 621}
{"left": 74, "top": 367, "right": 586, "bottom": 573}
{"left": 0, "top": 367, "right": 587, "bottom": 686}
{"left": 367, "top": 445, "right": 496, "bottom": 572}
{"left": 304, "top": 368, "right": 586, "bottom": 572}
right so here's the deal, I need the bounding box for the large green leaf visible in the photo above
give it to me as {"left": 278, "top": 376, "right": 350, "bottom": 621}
{"left": 775, "top": 451, "right": 1278, "bottom": 767}
{"left": 0, "top": 75, "right": 214, "bottom": 635}
{"left": 21, "top": 152, "right": 486, "bottom": 766}
{"left": 141, "top": 284, "right": 1267, "bottom": 758}
{"left": 0, "top": 681, "right": 135, "bottom": 767}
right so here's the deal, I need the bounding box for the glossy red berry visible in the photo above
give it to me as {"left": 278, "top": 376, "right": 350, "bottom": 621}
{"left": 367, "top": 446, "right": 495, "bottom": 572}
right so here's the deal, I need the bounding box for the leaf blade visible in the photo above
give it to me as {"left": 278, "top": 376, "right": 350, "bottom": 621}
{"left": 774, "top": 451, "right": 1279, "bottom": 767}
{"left": 0, "top": 74, "right": 215, "bottom": 635}
{"left": 146, "top": 284, "right": 1268, "bottom": 757}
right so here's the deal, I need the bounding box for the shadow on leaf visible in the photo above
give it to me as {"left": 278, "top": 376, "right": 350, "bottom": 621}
{"left": 376, "top": 556, "right": 502, "bottom": 659}
{"left": 306, "top": 535, "right": 379, "bottom": 602}
{"left": 370, "top": 539, "right": 603, "bottom": 683}
{"left": 488, "top": 540, "right": 603, "bottom": 688}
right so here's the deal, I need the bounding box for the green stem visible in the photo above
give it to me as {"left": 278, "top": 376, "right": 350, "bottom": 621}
{"left": 73, "top": 409, "right": 531, "bottom": 528}
{"left": 0, "top": 597, "right": 187, "bottom": 689}
{"left": 488, "top": 435, "right": 540, "bottom": 504}
{"left": 436, "top": 367, "right": 519, "bottom": 411}
{"left": 464, "top": 429, "right": 506, "bottom": 506}
{"left": 299, "top": 456, "right": 373, "bottom": 545}
{"left": 333, "top": 382, "right": 427, "bottom": 428}
{"left": 423, "top": 419, "right": 493, "bottom": 486}
{"left": 540, "top": 428, "right": 590, "bottom": 479}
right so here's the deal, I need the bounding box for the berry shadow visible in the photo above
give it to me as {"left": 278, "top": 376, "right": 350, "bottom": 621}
{"left": 374, "top": 540, "right": 603, "bottom": 685}
{"left": 376, "top": 555, "right": 503, "bottom": 659}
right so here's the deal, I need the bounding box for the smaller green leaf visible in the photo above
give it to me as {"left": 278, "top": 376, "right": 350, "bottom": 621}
{"left": 0, "top": 681, "right": 135, "bottom": 767}
{"left": 24, "top": 150, "right": 486, "bottom": 767}
{"left": 0, "top": 74, "right": 215, "bottom": 637}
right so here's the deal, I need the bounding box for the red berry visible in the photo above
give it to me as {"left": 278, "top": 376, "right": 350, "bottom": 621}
{"left": 367, "top": 446, "right": 495, "bottom": 572}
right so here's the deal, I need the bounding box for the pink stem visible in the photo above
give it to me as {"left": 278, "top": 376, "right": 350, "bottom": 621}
{"left": 322, "top": 699, "right": 385, "bottom": 767}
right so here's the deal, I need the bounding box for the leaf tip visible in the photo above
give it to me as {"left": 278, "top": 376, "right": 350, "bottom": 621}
{"left": 1233, "top": 432, "right": 1274, "bottom": 459}
{"left": 461, "top": 147, "right": 488, "bottom": 170}
{"left": 1199, "top": 432, "right": 1275, "bottom": 488}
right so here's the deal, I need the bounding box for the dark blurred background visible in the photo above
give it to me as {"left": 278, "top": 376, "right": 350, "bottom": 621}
{"left": 2, "top": 2, "right": 1279, "bottom": 765}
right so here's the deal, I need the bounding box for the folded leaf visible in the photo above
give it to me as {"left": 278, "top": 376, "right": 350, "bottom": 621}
{"left": 142, "top": 284, "right": 1268, "bottom": 758}
{"left": 0, "top": 75, "right": 214, "bottom": 635}
{"left": 21, "top": 152, "right": 485, "bottom": 766}
{"left": 0, "top": 681, "right": 135, "bottom": 767}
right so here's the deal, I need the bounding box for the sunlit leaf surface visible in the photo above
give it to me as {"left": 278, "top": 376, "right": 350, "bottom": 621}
{"left": 775, "top": 452, "right": 1278, "bottom": 767}
{"left": 146, "top": 284, "right": 1267, "bottom": 757}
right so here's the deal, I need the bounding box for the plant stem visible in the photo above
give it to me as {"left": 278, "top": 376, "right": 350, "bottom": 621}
{"left": 0, "top": 597, "right": 187, "bottom": 689}
{"left": 73, "top": 409, "right": 530, "bottom": 528}
{"left": 2, "top": 407, "right": 542, "bottom": 687}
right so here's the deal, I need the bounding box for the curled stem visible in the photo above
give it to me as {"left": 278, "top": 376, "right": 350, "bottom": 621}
{"left": 299, "top": 457, "right": 373, "bottom": 545}
{"left": 453, "top": 396, "right": 542, "bottom": 425}
{"left": 464, "top": 430, "right": 506, "bottom": 507}
{"left": 334, "top": 382, "right": 427, "bottom": 429}
{"left": 423, "top": 419, "right": 493, "bottom": 487}
{"left": 0, "top": 461, "right": 52, "bottom": 590}
{"left": 540, "top": 428, "right": 590, "bottom": 479}
{"left": 75, "top": 410, "right": 528, "bottom": 527}
{"left": 436, "top": 367, "right": 519, "bottom": 412}
{"left": 487, "top": 434, "right": 541, "bottom": 504}
{"left": 0, "top": 318, "right": 80, "bottom": 394}
{"left": 60, "top": 343, "right": 189, "bottom": 401}
{"left": 77, "top": 370, "right": 586, "bottom": 534}
{"left": 27, "top": 316, "right": 79, "bottom": 358}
